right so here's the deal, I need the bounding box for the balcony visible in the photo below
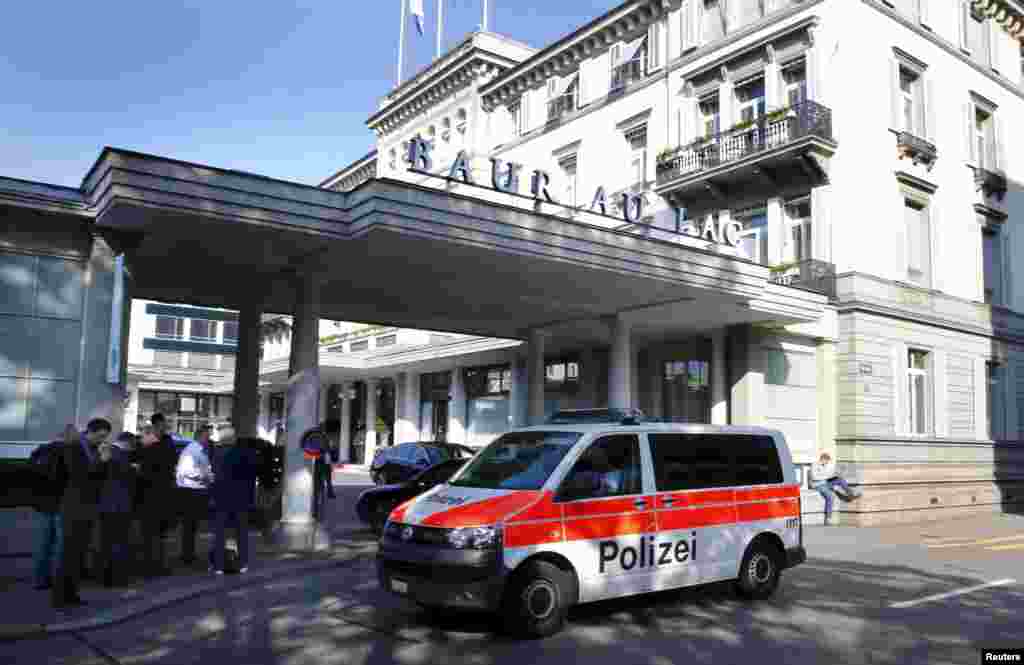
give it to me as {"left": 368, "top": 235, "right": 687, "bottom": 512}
{"left": 768, "top": 259, "right": 836, "bottom": 300}
{"left": 896, "top": 132, "right": 937, "bottom": 171}
{"left": 655, "top": 101, "right": 836, "bottom": 206}
{"left": 974, "top": 165, "right": 1007, "bottom": 202}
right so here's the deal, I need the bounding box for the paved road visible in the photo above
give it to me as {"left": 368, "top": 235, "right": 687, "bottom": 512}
{"left": 4, "top": 478, "right": 1022, "bottom": 665}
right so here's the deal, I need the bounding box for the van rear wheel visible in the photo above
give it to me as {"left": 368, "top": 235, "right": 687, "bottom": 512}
{"left": 502, "top": 560, "right": 571, "bottom": 638}
{"left": 735, "top": 540, "right": 782, "bottom": 600}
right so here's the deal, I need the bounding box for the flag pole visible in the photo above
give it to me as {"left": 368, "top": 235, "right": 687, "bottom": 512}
{"left": 436, "top": 0, "right": 443, "bottom": 58}
{"left": 482, "top": 0, "right": 488, "bottom": 31}
{"left": 397, "top": 0, "right": 407, "bottom": 86}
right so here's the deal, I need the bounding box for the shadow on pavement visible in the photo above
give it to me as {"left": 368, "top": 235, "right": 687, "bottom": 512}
{"left": 22, "top": 554, "right": 1017, "bottom": 665}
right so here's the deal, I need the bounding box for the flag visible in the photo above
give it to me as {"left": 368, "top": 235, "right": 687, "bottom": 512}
{"left": 410, "top": 0, "right": 425, "bottom": 36}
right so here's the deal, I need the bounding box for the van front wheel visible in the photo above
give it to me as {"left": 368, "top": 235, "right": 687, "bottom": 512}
{"left": 735, "top": 541, "right": 782, "bottom": 600}
{"left": 502, "top": 560, "right": 571, "bottom": 638}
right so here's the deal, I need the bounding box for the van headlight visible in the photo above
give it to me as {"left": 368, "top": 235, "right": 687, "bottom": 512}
{"left": 447, "top": 526, "right": 500, "bottom": 549}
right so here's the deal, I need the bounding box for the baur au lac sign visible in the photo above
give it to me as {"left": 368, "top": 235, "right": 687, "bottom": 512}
{"left": 405, "top": 137, "right": 743, "bottom": 247}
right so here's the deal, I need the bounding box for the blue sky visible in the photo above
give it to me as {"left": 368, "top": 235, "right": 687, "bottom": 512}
{"left": 1, "top": 1, "right": 620, "bottom": 188}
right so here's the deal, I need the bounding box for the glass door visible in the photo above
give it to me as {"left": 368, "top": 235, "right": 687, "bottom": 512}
{"left": 661, "top": 339, "right": 712, "bottom": 423}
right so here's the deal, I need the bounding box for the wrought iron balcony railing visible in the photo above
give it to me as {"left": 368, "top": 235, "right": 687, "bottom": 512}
{"left": 896, "top": 132, "right": 938, "bottom": 171}
{"left": 768, "top": 259, "right": 836, "bottom": 300}
{"left": 974, "top": 166, "right": 1007, "bottom": 202}
{"left": 656, "top": 101, "right": 834, "bottom": 184}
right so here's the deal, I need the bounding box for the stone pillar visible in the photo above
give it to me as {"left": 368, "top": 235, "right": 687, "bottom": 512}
{"left": 233, "top": 304, "right": 262, "bottom": 438}
{"left": 277, "top": 272, "right": 325, "bottom": 549}
{"left": 527, "top": 330, "right": 546, "bottom": 425}
{"left": 766, "top": 197, "right": 785, "bottom": 265}
{"left": 580, "top": 347, "right": 598, "bottom": 409}
{"left": 339, "top": 382, "right": 352, "bottom": 463}
{"left": 727, "top": 325, "right": 763, "bottom": 426}
{"left": 318, "top": 384, "right": 329, "bottom": 424}
{"left": 805, "top": 24, "right": 822, "bottom": 104}
{"left": 396, "top": 372, "right": 419, "bottom": 443}
{"left": 711, "top": 330, "right": 728, "bottom": 425}
{"left": 608, "top": 315, "right": 632, "bottom": 410}
{"left": 449, "top": 366, "right": 467, "bottom": 444}
{"left": 764, "top": 50, "right": 781, "bottom": 111}
{"left": 364, "top": 378, "right": 379, "bottom": 463}
{"left": 630, "top": 342, "right": 642, "bottom": 411}
{"left": 509, "top": 355, "right": 528, "bottom": 428}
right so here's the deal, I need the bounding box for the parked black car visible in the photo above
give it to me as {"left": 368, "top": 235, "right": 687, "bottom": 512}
{"left": 370, "top": 441, "right": 475, "bottom": 485}
{"left": 356, "top": 458, "right": 467, "bottom": 531}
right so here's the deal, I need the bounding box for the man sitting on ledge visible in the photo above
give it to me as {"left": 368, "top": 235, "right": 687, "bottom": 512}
{"left": 810, "top": 452, "right": 862, "bottom": 526}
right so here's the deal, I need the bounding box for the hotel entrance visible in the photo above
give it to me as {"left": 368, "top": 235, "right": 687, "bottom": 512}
{"left": 660, "top": 337, "right": 712, "bottom": 423}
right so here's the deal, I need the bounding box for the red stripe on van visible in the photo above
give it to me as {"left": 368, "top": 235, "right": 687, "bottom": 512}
{"left": 563, "top": 497, "right": 643, "bottom": 519}
{"left": 506, "top": 491, "right": 561, "bottom": 523}
{"left": 505, "top": 521, "right": 564, "bottom": 548}
{"left": 563, "top": 513, "right": 652, "bottom": 541}
{"left": 733, "top": 485, "right": 801, "bottom": 502}
{"left": 735, "top": 499, "right": 800, "bottom": 522}
{"left": 656, "top": 505, "right": 737, "bottom": 531}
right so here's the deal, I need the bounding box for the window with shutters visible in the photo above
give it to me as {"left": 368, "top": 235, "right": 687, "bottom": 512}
{"left": 735, "top": 77, "right": 766, "bottom": 123}
{"left": 907, "top": 349, "right": 931, "bottom": 435}
{"left": 973, "top": 104, "right": 995, "bottom": 170}
{"left": 510, "top": 100, "right": 525, "bottom": 138}
{"left": 648, "top": 20, "right": 663, "bottom": 71}
{"left": 735, "top": 206, "right": 768, "bottom": 265}
{"left": 981, "top": 220, "right": 1004, "bottom": 306}
{"left": 782, "top": 61, "right": 807, "bottom": 107}
{"left": 904, "top": 198, "right": 932, "bottom": 287}
{"left": 699, "top": 96, "right": 720, "bottom": 138}
{"left": 963, "top": 2, "right": 991, "bottom": 67}
{"left": 783, "top": 196, "right": 813, "bottom": 264}
{"left": 898, "top": 66, "right": 922, "bottom": 136}
{"left": 625, "top": 125, "right": 648, "bottom": 187}
{"left": 557, "top": 153, "right": 578, "bottom": 209}
{"left": 155, "top": 316, "right": 184, "bottom": 339}
{"left": 611, "top": 38, "right": 647, "bottom": 92}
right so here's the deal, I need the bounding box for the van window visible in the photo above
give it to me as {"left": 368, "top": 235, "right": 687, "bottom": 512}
{"left": 648, "top": 434, "right": 734, "bottom": 490}
{"left": 733, "top": 435, "right": 783, "bottom": 485}
{"left": 448, "top": 431, "right": 583, "bottom": 490}
{"left": 648, "top": 434, "right": 782, "bottom": 489}
{"left": 557, "top": 435, "right": 642, "bottom": 501}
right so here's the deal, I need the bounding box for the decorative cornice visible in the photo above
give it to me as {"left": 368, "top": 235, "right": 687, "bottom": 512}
{"left": 971, "top": 0, "right": 1024, "bottom": 42}
{"left": 480, "top": 1, "right": 679, "bottom": 109}
{"left": 319, "top": 150, "right": 377, "bottom": 190}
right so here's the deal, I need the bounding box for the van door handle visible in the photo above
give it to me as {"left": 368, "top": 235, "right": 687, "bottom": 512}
{"left": 634, "top": 499, "right": 648, "bottom": 509}
{"left": 662, "top": 497, "right": 675, "bottom": 506}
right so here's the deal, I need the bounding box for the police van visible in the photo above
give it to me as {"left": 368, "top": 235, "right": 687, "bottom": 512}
{"left": 377, "top": 414, "right": 806, "bottom": 637}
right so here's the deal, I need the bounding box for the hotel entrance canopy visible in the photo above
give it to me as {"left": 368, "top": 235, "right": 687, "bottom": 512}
{"left": 6, "top": 148, "right": 826, "bottom": 342}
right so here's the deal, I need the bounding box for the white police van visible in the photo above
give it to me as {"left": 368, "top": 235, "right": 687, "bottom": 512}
{"left": 377, "top": 411, "right": 805, "bottom": 637}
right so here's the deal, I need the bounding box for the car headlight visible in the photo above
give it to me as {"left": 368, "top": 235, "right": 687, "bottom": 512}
{"left": 447, "top": 526, "right": 500, "bottom": 549}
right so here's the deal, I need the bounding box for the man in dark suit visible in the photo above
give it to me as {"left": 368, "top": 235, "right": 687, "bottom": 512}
{"left": 209, "top": 427, "right": 259, "bottom": 574}
{"left": 136, "top": 424, "right": 178, "bottom": 578}
{"left": 52, "top": 418, "right": 112, "bottom": 609}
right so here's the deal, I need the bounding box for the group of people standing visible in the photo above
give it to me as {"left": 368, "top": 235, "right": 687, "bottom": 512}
{"left": 31, "top": 414, "right": 259, "bottom": 610}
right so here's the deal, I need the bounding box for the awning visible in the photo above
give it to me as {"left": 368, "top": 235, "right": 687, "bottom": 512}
{"left": 620, "top": 36, "right": 647, "bottom": 64}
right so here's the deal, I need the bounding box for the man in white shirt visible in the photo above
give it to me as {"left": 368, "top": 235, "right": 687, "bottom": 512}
{"left": 810, "top": 452, "right": 861, "bottom": 525}
{"left": 175, "top": 426, "right": 214, "bottom": 566}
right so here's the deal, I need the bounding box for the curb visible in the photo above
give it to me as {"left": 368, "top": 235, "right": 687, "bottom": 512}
{"left": 0, "top": 548, "right": 376, "bottom": 642}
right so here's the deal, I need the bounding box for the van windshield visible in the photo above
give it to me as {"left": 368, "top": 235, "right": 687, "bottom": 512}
{"left": 448, "top": 431, "right": 583, "bottom": 490}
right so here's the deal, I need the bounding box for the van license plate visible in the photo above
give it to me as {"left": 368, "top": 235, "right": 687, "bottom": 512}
{"left": 391, "top": 578, "right": 408, "bottom": 594}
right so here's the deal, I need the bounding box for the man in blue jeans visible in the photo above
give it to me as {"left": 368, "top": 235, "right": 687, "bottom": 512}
{"left": 810, "top": 452, "right": 862, "bottom": 525}
{"left": 30, "top": 437, "right": 68, "bottom": 590}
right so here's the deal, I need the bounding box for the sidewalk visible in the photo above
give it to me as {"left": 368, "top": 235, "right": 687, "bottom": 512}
{"left": 0, "top": 483, "right": 378, "bottom": 642}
